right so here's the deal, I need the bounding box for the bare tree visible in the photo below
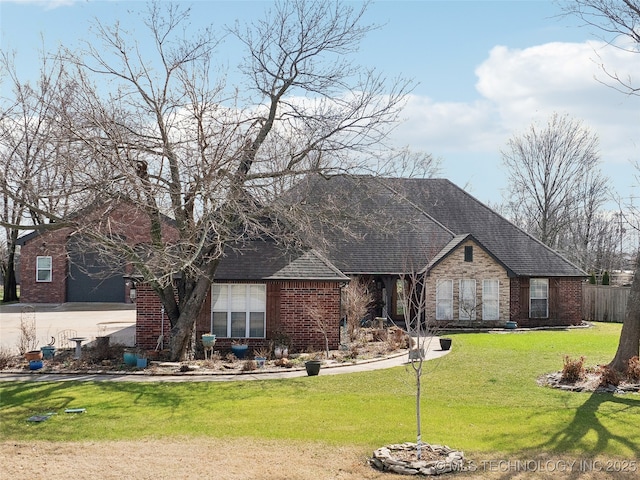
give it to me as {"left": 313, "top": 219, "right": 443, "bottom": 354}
{"left": 563, "top": 0, "right": 640, "bottom": 372}
{"left": 1, "top": 1, "right": 411, "bottom": 360}
{"left": 501, "top": 112, "right": 608, "bottom": 253}
{"left": 0, "top": 51, "right": 77, "bottom": 302}
{"left": 563, "top": 0, "right": 640, "bottom": 96}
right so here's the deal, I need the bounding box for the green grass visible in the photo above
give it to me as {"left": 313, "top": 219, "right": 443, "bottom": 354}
{"left": 1, "top": 323, "right": 638, "bottom": 458}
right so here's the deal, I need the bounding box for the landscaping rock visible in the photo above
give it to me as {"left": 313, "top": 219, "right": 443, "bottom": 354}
{"left": 370, "top": 442, "right": 465, "bottom": 476}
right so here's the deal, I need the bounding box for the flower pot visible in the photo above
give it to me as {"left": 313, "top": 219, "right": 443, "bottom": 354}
{"left": 29, "top": 360, "right": 43, "bottom": 370}
{"left": 505, "top": 321, "right": 518, "bottom": 329}
{"left": 439, "top": 338, "right": 452, "bottom": 350}
{"left": 41, "top": 345, "right": 56, "bottom": 360}
{"left": 123, "top": 349, "right": 138, "bottom": 367}
{"left": 305, "top": 360, "right": 322, "bottom": 376}
{"left": 136, "top": 357, "right": 148, "bottom": 368}
{"left": 231, "top": 344, "right": 248, "bottom": 359}
{"left": 255, "top": 356, "right": 266, "bottom": 368}
{"left": 25, "top": 350, "right": 43, "bottom": 361}
{"left": 275, "top": 346, "right": 289, "bottom": 359}
{"left": 201, "top": 334, "right": 216, "bottom": 347}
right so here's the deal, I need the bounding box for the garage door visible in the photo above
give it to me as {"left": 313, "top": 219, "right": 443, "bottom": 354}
{"left": 67, "top": 238, "right": 125, "bottom": 303}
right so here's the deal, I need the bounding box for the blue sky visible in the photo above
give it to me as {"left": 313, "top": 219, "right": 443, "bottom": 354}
{"left": 1, "top": 0, "right": 638, "bottom": 209}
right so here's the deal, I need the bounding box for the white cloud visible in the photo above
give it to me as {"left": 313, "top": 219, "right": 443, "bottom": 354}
{"left": 391, "top": 40, "right": 639, "bottom": 204}
{"left": 1, "top": 0, "right": 77, "bottom": 10}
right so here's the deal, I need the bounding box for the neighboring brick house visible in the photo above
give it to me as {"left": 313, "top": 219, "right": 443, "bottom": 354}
{"left": 16, "top": 202, "right": 177, "bottom": 303}
{"left": 294, "top": 175, "right": 586, "bottom": 329}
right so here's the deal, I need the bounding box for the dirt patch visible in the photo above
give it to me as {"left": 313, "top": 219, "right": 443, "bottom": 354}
{"left": 1, "top": 439, "right": 637, "bottom": 480}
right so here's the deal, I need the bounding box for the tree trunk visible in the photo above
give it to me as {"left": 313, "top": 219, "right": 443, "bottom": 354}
{"left": 2, "top": 231, "right": 19, "bottom": 303}
{"left": 168, "top": 275, "right": 213, "bottom": 361}
{"left": 608, "top": 252, "right": 640, "bottom": 372}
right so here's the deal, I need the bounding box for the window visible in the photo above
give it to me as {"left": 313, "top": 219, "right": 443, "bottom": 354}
{"left": 211, "top": 284, "right": 266, "bottom": 338}
{"left": 459, "top": 279, "right": 476, "bottom": 320}
{"left": 395, "top": 279, "right": 406, "bottom": 317}
{"left": 530, "top": 278, "right": 549, "bottom": 318}
{"left": 464, "top": 245, "right": 473, "bottom": 262}
{"left": 436, "top": 279, "right": 453, "bottom": 320}
{"left": 36, "top": 256, "right": 52, "bottom": 282}
{"left": 482, "top": 279, "right": 499, "bottom": 320}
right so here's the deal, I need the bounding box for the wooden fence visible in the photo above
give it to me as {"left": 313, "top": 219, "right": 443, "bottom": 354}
{"left": 582, "top": 284, "right": 630, "bottom": 323}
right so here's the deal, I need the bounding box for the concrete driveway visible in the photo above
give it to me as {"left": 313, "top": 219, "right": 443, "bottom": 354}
{"left": 0, "top": 303, "right": 135, "bottom": 354}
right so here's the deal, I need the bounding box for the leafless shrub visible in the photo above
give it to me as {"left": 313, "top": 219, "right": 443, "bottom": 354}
{"left": 17, "top": 318, "right": 38, "bottom": 355}
{"left": 0, "top": 347, "right": 14, "bottom": 369}
{"left": 599, "top": 364, "right": 621, "bottom": 386}
{"left": 308, "top": 305, "right": 331, "bottom": 359}
{"left": 561, "top": 355, "right": 585, "bottom": 383}
{"left": 341, "top": 278, "right": 374, "bottom": 341}
{"left": 386, "top": 327, "right": 409, "bottom": 350}
{"left": 626, "top": 356, "right": 640, "bottom": 381}
{"left": 241, "top": 360, "right": 257, "bottom": 372}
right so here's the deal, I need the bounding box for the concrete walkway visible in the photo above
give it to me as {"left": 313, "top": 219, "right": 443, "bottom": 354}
{"left": 0, "top": 337, "right": 451, "bottom": 383}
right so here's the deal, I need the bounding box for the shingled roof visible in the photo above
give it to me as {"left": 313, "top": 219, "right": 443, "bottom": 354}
{"left": 293, "top": 175, "right": 585, "bottom": 278}
{"left": 214, "top": 239, "right": 348, "bottom": 281}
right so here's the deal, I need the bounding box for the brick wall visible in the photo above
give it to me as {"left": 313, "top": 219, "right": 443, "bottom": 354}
{"left": 276, "top": 280, "right": 341, "bottom": 352}
{"left": 513, "top": 276, "right": 584, "bottom": 327}
{"left": 19, "top": 228, "right": 69, "bottom": 303}
{"left": 135, "top": 283, "right": 171, "bottom": 350}
{"left": 136, "top": 280, "right": 342, "bottom": 353}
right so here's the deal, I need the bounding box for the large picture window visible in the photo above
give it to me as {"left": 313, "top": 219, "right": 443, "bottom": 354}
{"left": 530, "top": 278, "right": 549, "bottom": 318}
{"left": 459, "top": 279, "right": 476, "bottom": 320}
{"left": 36, "top": 256, "right": 52, "bottom": 282}
{"left": 211, "top": 284, "right": 266, "bottom": 338}
{"left": 482, "top": 279, "right": 499, "bottom": 321}
{"left": 436, "top": 279, "right": 453, "bottom": 320}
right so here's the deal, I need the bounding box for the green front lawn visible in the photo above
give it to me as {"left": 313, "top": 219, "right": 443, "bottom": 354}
{"left": 1, "top": 323, "right": 637, "bottom": 458}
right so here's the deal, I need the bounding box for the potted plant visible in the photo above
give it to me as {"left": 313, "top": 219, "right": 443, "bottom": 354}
{"left": 272, "top": 330, "right": 291, "bottom": 359}
{"left": 231, "top": 339, "right": 249, "bottom": 359}
{"left": 201, "top": 333, "right": 216, "bottom": 347}
{"left": 24, "top": 350, "right": 43, "bottom": 362}
{"left": 305, "top": 355, "right": 322, "bottom": 376}
{"left": 41, "top": 337, "right": 56, "bottom": 359}
{"left": 253, "top": 346, "right": 270, "bottom": 368}
{"left": 136, "top": 352, "right": 148, "bottom": 368}
{"left": 505, "top": 321, "right": 518, "bottom": 329}
{"left": 123, "top": 348, "right": 137, "bottom": 366}
{"left": 439, "top": 337, "right": 452, "bottom": 350}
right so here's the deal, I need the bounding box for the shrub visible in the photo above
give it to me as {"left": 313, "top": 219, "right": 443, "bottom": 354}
{"left": 0, "top": 347, "right": 13, "bottom": 370}
{"left": 626, "top": 356, "right": 640, "bottom": 382}
{"left": 561, "top": 355, "right": 585, "bottom": 383}
{"left": 241, "top": 360, "right": 257, "bottom": 372}
{"left": 599, "top": 365, "right": 621, "bottom": 386}
{"left": 602, "top": 271, "right": 610, "bottom": 285}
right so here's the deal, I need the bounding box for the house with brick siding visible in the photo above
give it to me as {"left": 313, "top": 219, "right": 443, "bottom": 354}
{"left": 17, "top": 175, "right": 587, "bottom": 354}
{"left": 293, "top": 175, "right": 587, "bottom": 330}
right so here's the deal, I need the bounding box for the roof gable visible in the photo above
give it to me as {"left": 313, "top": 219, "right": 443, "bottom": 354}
{"left": 292, "top": 175, "right": 585, "bottom": 277}
{"left": 215, "top": 239, "right": 348, "bottom": 281}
